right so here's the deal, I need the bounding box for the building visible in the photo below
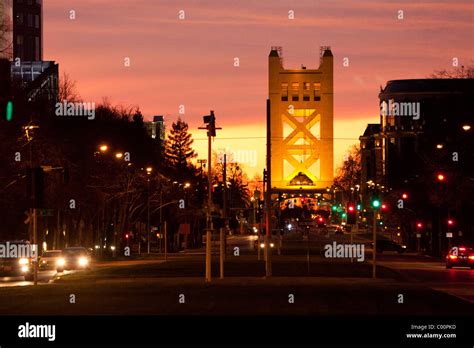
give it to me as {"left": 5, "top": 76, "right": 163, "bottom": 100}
{"left": 360, "top": 78, "right": 474, "bottom": 254}
{"left": 11, "top": 60, "right": 58, "bottom": 102}
{"left": 145, "top": 115, "right": 165, "bottom": 141}
{"left": 268, "top": 46, "right": 334, "bottom": 192}
{"left": 12, "top": 0, "right": 42, "bottom": 62}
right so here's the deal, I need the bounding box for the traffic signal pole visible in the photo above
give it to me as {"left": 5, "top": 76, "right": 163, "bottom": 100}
{"left": 372, "top": 209, "right": 377, "bottom": 279}
{"left": 199, "top": 111, "right": 221, "bottom": 282}
{"left": 206, "top": 132, "right": 212, "bottom": 282}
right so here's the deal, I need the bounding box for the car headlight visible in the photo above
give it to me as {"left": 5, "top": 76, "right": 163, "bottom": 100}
{"left": 56, "top": 258, "right": 65, "bottom": 266}
{"left": 260, "top": 243, "right": 265, "bottom": 249}
{"left": 19, "top": 258, "right": 29, "bottom": 265}
{"left": 270, "top": 243, "right": 275, "bottom": 248}
{"left": 20, "top": 265, "right": 29, "bottom": 273}
{"left": 78, "top": 257, "right": 89, "bottom": 266}
{"left": 401, "top": 245, "right": 407, "bottom": 249}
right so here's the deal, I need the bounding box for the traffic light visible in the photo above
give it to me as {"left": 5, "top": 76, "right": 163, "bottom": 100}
{"left": 401, "top": 193, "right": 408, "bottom": 200}
{"left": 436, "top": 173, "right": 445, "bottom": 182}
{"left": 381, "top": 203, "right": 388, "bottom": 211}
{"left": 1, "top": 58, "right": 12, "bottom": 121}
{"left": 203, "top": 110, "right": 216, "bottom": 137}
{"left": 447, "top": 219, "right": 454, "bottom": 226}
{"left": 332, "top": 205, "right": 337, "bottom": 212}
{"left": 416, "top": 222, "right": 423, "bottom": 229}
{"left": 371, "top": 197, "right": 381, "bottom": 209}
{"left": 347, "top": 203, "right": 356, "bottom": 224}
{"left": 356, "top": 202, "right": 361, "bottom": 211}
{"left": 27, "top": 167, "right": 45, "bottom": 208}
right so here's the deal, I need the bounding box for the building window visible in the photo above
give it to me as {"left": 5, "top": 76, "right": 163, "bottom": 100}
{"left": 16, "top": 35, "right": 24, "bottom": 45}
{"left": 27, "top": 14, "right": 33, "bottom": 27}
{"left": 35, "top": 15, "right": 40, "bottom": 28}
{"left": 291, "top": 82, "right": 299, "bottom": 101}
{"left": 313, "top": 83, "right": 321, "bottom": 101}
{"left": 303, "top": 82, "right": 310, "bottom": 101}
{"left": 281, "top": 83, "right": 288, "bottom": 101}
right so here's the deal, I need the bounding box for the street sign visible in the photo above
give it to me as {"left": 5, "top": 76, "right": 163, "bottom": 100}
{"left": 446, "top": 232, "right": 453, "bottom": 238}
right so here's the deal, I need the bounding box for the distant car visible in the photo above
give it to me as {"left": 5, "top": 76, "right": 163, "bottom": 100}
{"left": 0, "top": 240, "right": 34, "bottom": 281}
{"left": 327, "top": 225, "right": 344, "bottom": 235}
{"left": 373, "top": 239, "right": 407, "bottom": 253}
{"left": 446, "top": 246, "right": 474, "bottom": 269}
{"left": 39, "top": 250, "right": 63, "bottom": 270}
{"left": 253, "top": 238, "right": 276, "bottom": 250}
{"left": 56, "top": 247, "right": 91, "bottom": 272}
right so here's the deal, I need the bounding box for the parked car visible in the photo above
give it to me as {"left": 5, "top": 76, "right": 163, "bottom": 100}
{"left": 446, "top": 246, "right": 474, "bottom": 269}
{"left": 39, "top": 250, "right": 63, "bottom": 270}
{"left": 0, "top": 240, "right": 34, "bottom": 281}
{"left": 56, "top": 247, "right": 92, "bottom": 272}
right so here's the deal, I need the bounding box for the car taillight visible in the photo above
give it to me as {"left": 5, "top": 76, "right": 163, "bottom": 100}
{"left": 459, "top": 247, "right": 466, "bottom": 251}
{"left": 449, "top": 255, "right": 458, "bottom": 260}
{"left": 468, "top": 255, "right": 474, "bottom": 260}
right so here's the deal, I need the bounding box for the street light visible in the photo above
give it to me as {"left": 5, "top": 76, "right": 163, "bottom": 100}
{"left": 436, "top": 144, "right": 443, "bottom": 149}
{"left": 437, "top": 173, "right": 445, "bottom": 182}
{"left": 115, "top": 153, "right": 123, "bottom": 159}
{"left": 146, "top": 167, "right": 153, "bottom": 175}
{"left": 462, "top": 124, "right": 471, "bottom": 131}
{"left": 99, "top": 145, "right": 108, "bottom": 152}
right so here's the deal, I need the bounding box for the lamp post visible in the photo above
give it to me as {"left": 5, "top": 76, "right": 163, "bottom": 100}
{"left": 146, "top": 167, "right": 152, "bottom": 254}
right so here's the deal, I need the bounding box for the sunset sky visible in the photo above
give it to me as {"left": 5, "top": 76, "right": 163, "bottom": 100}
{"left": 43, "top": 0, "right": 473, "bottom": 177}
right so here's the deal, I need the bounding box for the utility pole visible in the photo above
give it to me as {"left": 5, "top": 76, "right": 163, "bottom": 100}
{"left": 220, "top": 153, "right": 227, "bottom": 278}
{"left": 265, "top": 99, "right": 272, "bottom": 277}
{"left": 199, "top": 111, "right": 221, "bottom": 282}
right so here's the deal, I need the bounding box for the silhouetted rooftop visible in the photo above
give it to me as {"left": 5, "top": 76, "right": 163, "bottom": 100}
{"left": 382, "top": 78, "right": 474, "bottom": 94}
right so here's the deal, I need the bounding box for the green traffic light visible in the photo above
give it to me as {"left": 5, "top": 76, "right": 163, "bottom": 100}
{"left": 356, "top": 204, "right": 361, "bottom": 210}
{"left": 6, "top": 101, "right": 13, "bottom": 121}
{"left": 342, "top": 213, "right": 347, "bottom": 218}
{"left": 372, "top": 199, "right": 380, "bottom": 208}
{"left": 332, "top": 206, "right": 337, "bottom": 211}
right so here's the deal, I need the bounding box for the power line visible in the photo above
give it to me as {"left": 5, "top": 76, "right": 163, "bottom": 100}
{"left": 191, "top": 136, "right": 360, "bottom": 141}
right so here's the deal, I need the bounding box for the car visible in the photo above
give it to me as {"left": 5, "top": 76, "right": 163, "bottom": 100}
{"left": 39, "top": 250, "right": 63, "bottom": 270}
{"left": 326, "top": 224, "right": 344, "bottom": 235}
{"left": 56, "top": 247, "right": 92, "bottom": 272}
{"left": 0, "top": 240, "right": 34, "bottom": 281}
{"left": 253, "top": 238, "right": 276, "bottom": 250}
{"left": 446, "top": 246, "right": 474, "bottom": 269}
{"left": 373, "top": 239, "right": 407, "bottom": 253}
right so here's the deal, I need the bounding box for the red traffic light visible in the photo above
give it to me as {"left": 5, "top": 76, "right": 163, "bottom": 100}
{"left": 125, "top": 233, "right": 130, "bottom": 239}
{"left": 437, "top": 173, "right": 445, "bottom": 182}
{"left": 318, "top": 217, "right": 324, "bottom": 222}
{"left": 348, "top": 205, "right": 355, "bottom": 212}
{"left": 402, "top": 193, "right": 408, "bottom": 199}
{"left": 416, "top": 222, "right": 423, "bottom": 228}
{"left": 381, "top": 203, "right": 388, "bottom": 210}
{"left": 447, "top": 219, "right": 454, "bottom": 225}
